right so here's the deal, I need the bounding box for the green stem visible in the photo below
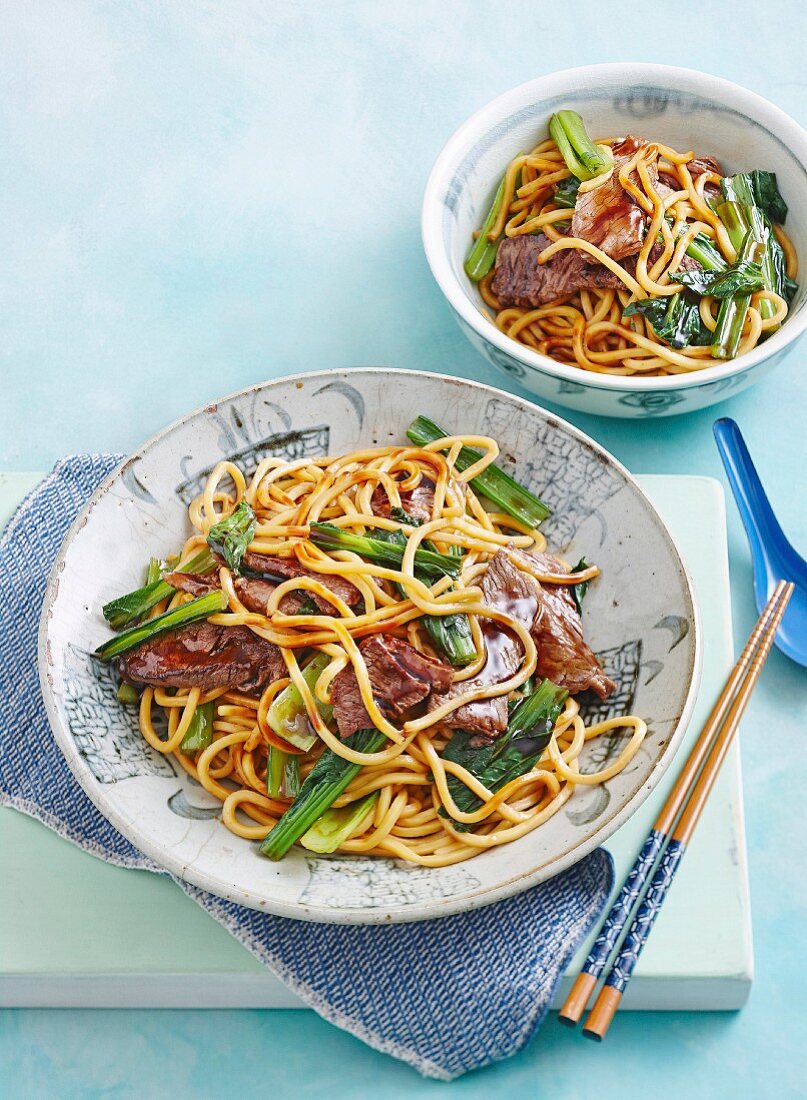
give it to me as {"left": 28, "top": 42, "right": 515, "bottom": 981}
{"left": 309, "top": 522, "right": 460, "bottom": 582}
{"left": 712, "top": 229, "right": 758, "bottom": 360}
{"left": 180, "top": 701, "right": 215, "bottom": 753}
{"left": 268, "top": 653, "right": 333, "bottom": 752}
{"left": 300, "top": 792, "right": 378, "bottom": 854}
{"left": 464, "top": 176, "right": 506, "bottom": 282}
{"left": 684, "top": 232, "right": 726, "bottom": 272}
{"left": 549, "top": 111, "right": 613, "bottom": 181}
{"left": 95, "top": 590, "right": 228, "bottom": 661}
{"left": 259, "top": 728, "right": 387, "bottom": 860}
{"left": 102, "top": 546, "right": 217, "bottom": 630}
{"left": 372, "top": 527, "right": 476, "bottom": 666}
{"left": 406, "top": 415, "right": 551, "bottom": 527}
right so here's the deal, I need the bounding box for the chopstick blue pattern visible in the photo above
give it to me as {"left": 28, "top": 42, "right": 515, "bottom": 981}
{"left": 580, "top": 828, "right": 666, "bottom": 982}
{"left": 601, "top": 839, "right": 686, "bottom": 994}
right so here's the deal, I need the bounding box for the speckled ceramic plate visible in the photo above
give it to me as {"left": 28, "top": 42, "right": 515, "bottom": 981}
{"left": 39, "top": 369, "right": 700, "bottom": 923}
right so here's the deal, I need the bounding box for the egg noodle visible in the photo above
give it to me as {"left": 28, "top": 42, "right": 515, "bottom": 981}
{"left": 136, "top": 437, "right": 646, "bottom": 865}
{"left": 478, "top": 137, "right": 798, "bottom": 376}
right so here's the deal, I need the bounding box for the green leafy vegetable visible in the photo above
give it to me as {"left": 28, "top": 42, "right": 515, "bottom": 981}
{"left": 671, "top": 258, "right": 765, "bottom": 299}
{"left": 259, "top": 728, "right": 387, "bottom": 861}
{"left": 623, "top": 293, "right": 710, "bottom": 350}
{"left": 549, "top": 111, "right": 613, "bottom": 182}
{"left": 552, "top": 175, "right": 581, "bottom": 209}
{"left": 268, "top": 653, "right": 333, "bottom": 752}
{"left": 406, "top": 416, "right": 551, "bottom": 527}
{"left": 720, "top": 177, "right": 797, "bottom": 329}
{"left": 207, "top": 500, "right": 256, "bottom": 573}
{"left": 751, "top": 170, "right": 788, "bottom": 225}
{"left": 570, "top": 557, "right": 590, "bottom": 616}
{"left": 117, "top": 682, "right": 140, "bottom": 705}
{"left": 722, "top": 171, "right": 788, "bottom": 226}
{"left": 464, "top": 176, "right": 506, "bottom": 282}
{"left": 102, "top": 546, "right": 217, "bottom": 630}
{"left": 95, "top": 590, "right": 228, "bottom": 661}
{"left": 440, "top": 679, "right": 568, "bottom": 829}
{"left": 711, "top": 230, "right": 761, "bottom": 359}
{"left": 372, "top": 526, "right": 476, "bottom": 667}
{"left": 180, "top": 701, "right": 215, "bottom": 753}
{"left": 683, "top": 231, "right": 727, "bottom": 273}
{"left": 267, "top": 747, "right": 301, "bottom": 799}
{"left": 146, "top": 557, "right": 162, "bottom": 586}
{"left": 310, "top": 522, "right": 460, "bottom": 583}
{"left": 300, "top": 792, "right": 378, "bottom": 854}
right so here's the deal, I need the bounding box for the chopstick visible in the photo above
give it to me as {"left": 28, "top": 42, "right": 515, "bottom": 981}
{"left": 558, "top": 579, "right": 793, "bottom": 1038}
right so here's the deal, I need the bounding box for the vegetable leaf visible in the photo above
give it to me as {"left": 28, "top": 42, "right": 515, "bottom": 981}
{"left": 552, "top": 176, "right": 581, "bottom": 210}
{"left": 671, "top": 261, "right": 765, "bottom": 299}
{"left": 570, "top": 557, "right": 590, "bottom": 615}
{"left": 440, "top": 679, "right": 567, "bottom": 829}
{"left": 406, "top": 416, "right": 551, "bottom": 526}
{"left": 259, "top": 727, "right": 387, "bottom": 861}
{"left": 751, "top": 170, "right": 788, "bottom": 225}
{"left": 95, "top": 590, "right": 228, "bottom": 661}
{"left": 623, "top": 294, "right": 710, "bottom": 350}
{"left": 373, "top": 526, "right": 476, "bottom": 666}
{"left": 207, "top": 500, "right": 256, "bottom": 573}
{"left": 310, "top": 522, "right": 460, "bottom": 582}
{"left": 465, "top": 176, "right": 506, "bottom": 282}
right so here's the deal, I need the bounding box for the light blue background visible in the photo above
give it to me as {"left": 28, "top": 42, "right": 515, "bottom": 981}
{"left": 1, "top": 2, "right": 806, "bottom": 1097}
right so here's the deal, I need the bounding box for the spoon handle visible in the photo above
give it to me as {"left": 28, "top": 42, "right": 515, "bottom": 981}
{"left": 713, "top": 418, "right": 787, "bottom": 571}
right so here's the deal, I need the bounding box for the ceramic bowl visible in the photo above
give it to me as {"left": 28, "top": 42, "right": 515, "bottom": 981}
{"left": 422, "top": 64, "right": 807, "bottom": 418}
{"left": 39, "top": 368, "right": 700, "bottom": 922}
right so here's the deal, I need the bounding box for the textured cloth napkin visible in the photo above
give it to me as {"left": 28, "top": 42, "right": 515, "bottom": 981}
{"left": 0, "top": 455, "right": 614, "bottom": 1080}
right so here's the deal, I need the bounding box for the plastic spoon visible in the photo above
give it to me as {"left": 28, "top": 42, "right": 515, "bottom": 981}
{"left": 714, "top": 417, "right": 807, "bottom": 666}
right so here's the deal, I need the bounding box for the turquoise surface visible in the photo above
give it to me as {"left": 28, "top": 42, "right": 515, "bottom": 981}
{"left": 1, "top": 2, "right": 805, "bottom": 1096}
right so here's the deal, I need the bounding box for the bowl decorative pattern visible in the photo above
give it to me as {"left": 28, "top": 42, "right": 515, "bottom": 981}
{"left": 39, "top": 369, "right": 700, "bottom": 922}
{"left": 423, "top": 64, "right": 807, "bottom": 418}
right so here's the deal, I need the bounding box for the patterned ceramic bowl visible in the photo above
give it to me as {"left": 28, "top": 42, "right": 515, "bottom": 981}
{"left": 39, "top": 369, "right": 700, "bottom": 922}
{"left": 422, "top": 64, "right": 807, "bottom": 418}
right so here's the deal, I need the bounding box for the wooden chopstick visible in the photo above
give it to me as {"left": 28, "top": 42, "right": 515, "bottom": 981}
{"left": 558, "top": 580, "right": 793, "bottom": 1033}
{"left": 581, "top": 581, "right": 793, "bottom": 1040}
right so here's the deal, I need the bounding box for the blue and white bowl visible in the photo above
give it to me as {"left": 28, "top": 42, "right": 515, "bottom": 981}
{"left": 422, "top": 64, "right": 807, "bottom": 418}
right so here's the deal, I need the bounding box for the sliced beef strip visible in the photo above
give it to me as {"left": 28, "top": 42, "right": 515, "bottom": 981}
{"left": 165, "top": 569, "right": 341, "bottom": 617}
{"left": 490, "top": 229, "right": 701, "bottom": 315}
{"left": 688, "top": 155, "right": 722, "bottom": 179}
{"left": 116, "top": 621, "right": 285, "bottom": 695}
{"left": 330, "top": 634, "right": 452, "bottom": 738}
{"left": 202, "top": 551, "right": 361, "bottom": 615}
{"left": 163, "top": 572, "right": 219, "bottom": 598}
{"left": 370, "top": 477, "right": 435, "bottom": 523}
{"left": 571, "top": 135, "right": 658, "bottom": 262}
{"left": 436, "top": 551, "right": 541, "bottom": 742}
{"left": 241, "top": 552, "right": 360, "bottom": 613}
{"left": 512, "top": 550, "right": 616, "bottom": 700}
{"left": 491, "top": 233, "right": 623, "bottom": 309}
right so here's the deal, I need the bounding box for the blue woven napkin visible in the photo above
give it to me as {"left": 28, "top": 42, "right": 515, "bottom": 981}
{"left": 0, "top": 455, "right": 614, "bottom": 1080}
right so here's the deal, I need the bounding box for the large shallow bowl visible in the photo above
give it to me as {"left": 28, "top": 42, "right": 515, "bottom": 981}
{"left": 422, "top": 63, "right": 807, "bottom": 418}
{"left": 39, "top": 369, "right": 700, "bottom": 922}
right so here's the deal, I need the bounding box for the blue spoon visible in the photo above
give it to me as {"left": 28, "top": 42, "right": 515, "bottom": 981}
{"left": 714, "top": 417, "right": 807, "bottom": 667}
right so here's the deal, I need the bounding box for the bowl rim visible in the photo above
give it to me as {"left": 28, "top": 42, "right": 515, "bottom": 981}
{"left": 38, "top": 366, "right": 702, "bottom": 922}
{"left": 422, "top": 62, "right": 807, "bottom": 393}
